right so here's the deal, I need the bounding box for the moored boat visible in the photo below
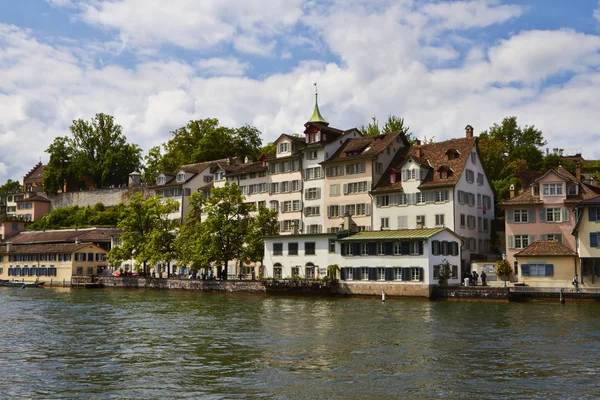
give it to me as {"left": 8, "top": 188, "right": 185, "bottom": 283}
{"left": 0, "top": 281, "right": 46, "bottom": 288}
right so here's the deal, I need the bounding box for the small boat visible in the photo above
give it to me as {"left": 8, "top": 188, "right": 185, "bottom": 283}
{"left": 0, "top": 281, "right": 46, "bottom": 288}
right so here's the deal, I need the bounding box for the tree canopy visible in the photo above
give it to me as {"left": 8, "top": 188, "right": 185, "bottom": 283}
{"left": 360, "top": 115, "right": 412, "bottom": 140}
{"left": 176, "top": 182, "right": 254, "bottom": 279}
{"left": 243, "top": 205, "right": 279, "bottom": 266}
{"left": 44, "top": 113, "right": 142, "bottom": 192}
{"left": 108, "top": 192, "right": 179, "bottom": 276}
{"left": 143, "top": 118, "right": 264, "bottom": 184}
{"left": 478, "top": 116, "right": 547, "bottom": 205}
{"left": 0, "top": 179, "right": 22, "bottom": 202}
{"left": 27, "top": 203, "right": 122, "bottom": 230}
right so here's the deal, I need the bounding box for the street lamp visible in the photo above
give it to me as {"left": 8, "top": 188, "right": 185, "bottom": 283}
{"left": 502, "top": 252, "right": 507, "bottom": 288}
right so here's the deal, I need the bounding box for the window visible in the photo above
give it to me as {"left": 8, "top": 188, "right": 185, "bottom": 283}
{"left": 514, "top": 235, "right": 530, "bottom": 249}
{"left": 281, "top": 219, "right": 299, "bottom": 232}
{"left": 568, "top": 184, "right": 578, "bottom": 195}
{"left": 394, "top": 267, "right": 403, "bottom": 280}
{"left": 377, "top": 243, "right": 385, "bottom": 255}
{"left": 277, "top": 142, "right": 290, "bottom": 153}
{"left": 258, "top": 200, "right": 266, "bottom": 209}
{"left": 270, "top": 200, "right": 279, "bottom": 212}
{"left": 270, "top": 182, "right": 280, "bottom": 194}
{"left": 410, "top": 267, "right": 421, "bottom": 281}
{"left": 344, "top": 181, "right": 369, "bottom": 194}
{"left": 306, "top": 224, "right": 322, "bottom": 234}
{"left": 435, "top": 190, "right": 448, "bottom": 202}
{"left": 75, "top": 253, "right": 86, "bottom": 261}
{"left": 304, "top": 167, "right": 323, "bottom": 180}
{"left": 288, "top": 243, "right": 298, "bottom": 255}
{"left": 542, "top": 183, "right": 563, "bottom": 196}
{"left": 477, "top": 173, "right": 484, "bottom": 185}
{"left": 281, "top": 181, "right": 290, "bottom": 193}
{"left": 328, "top": 205, "right": 341, "bottom": 218}
{"left": 377, "top": 267, "right": 385, "bottom": 281}
{"left": 398, "top": 216, "right": 408, "bottom": 229}
{"left": 292, "top": 267, "right": 300, "bottom": 277}
{"left": 305, "top": 187, "right": 321, "bottom": 200}
{"left": 393, "top": 242, "right": 402, "bottom": 255}
{"left": 305, "top": 242, "right": 316, "bottom": 255}
{"left": 346, "top": 162, "right": 366, "bottom": 175}
{"left": 416, "top": 215, "right": 425, "bottom": 228}
{"left": 304, "top": 206, "right": 320, "bottom": 217}
{"left": 282, "top": 201, "right": 292, "bottom": 213}
{"left": 95, "top": 253, "right": 106, "bottom": 262}
{"left": 435, "top": 214, "right": 444, "bottom": 226}
{"left": 306, "top": 150, "right": 318, "bottom": 160}
{"left": 326, "top": 166, "right": 345, "bottom": 177}
{"left": 157, "top": 176, "right": 166, "bottom": 185}
{"left": 330, "top": 184, "right": 340, "bottom": 197}
{"left": 522, "top": 263, "right": 553, "bottom": 277}
{"left": 467, "top": 215, "right": 476, "bottom": 229}
{"left": 293, "top": 200, "right": 301, "bottom": 212}
{"left": 361, "top": 243, "right": 369, "bottom": 255}
{"left": 381, "top": 218, "right": 389, "bottom": 229}
{"left": 76, "top": 267, "right": 83, "bottom": 275}
{"left": 344, "top": 267, "right": 354, "bottom": 280}
{"left": 402, "top": 169, "right": 419, "bottom": 181}
{"left": 483, "top": 218, "right": 489, "bottom": 232}
{"left": 466, "top": 169, "right": 474, "bottom": 183}
{"left": 546, "top": 208, "right": 562, "bottom": 222}
{"left": 176, "top": 172, "right": 186, "bottom": 182}
{"left": 460, "top": 214, "right": 466, "bottom": 228}
{"left": 329, "top": 239, "right": 336, "bottom": 253}
{"left": 545, "top": 233, "right": 562, "bottom": 242}
{"left": 273, "top": 243, "right": 283, "bottom": 256}
{"left": 274, "top": 265, "right": 282, "bottom": 279}
{"left": 292, "top": 180, "right": 301, "bottom": 192}
{"left": 514, "top": 209, "right": 528, "bottom": 223}
{"left": 87, "top": 267, "right": 94, "bottom": 275}
{"left": 378, "top": 195, "right": 390, "bottom": 207}
{"left": 361, "top": 267, "right": 369, "bottom": 280}
{"left": 375, "top": 162, "right": 383, "bottom": 173}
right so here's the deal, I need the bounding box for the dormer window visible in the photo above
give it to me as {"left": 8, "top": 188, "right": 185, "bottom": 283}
{"left": 390, "top": 173, "right": 397, "bottom": 184}
{"left": 568, "top": 184, "right": 578, "bottom": 195}
{"left": 277, "top": 142, "right": 290, "bottom": 153}
{"left": 542, "top": 183, "right": 563, "bottom": 196}
{"left": 157, "top": 176, "right": 165, "bottom": 185}
{"left": 446, "top": 149, "right": 460, "bottom": 160}
{"left": 307, "top": 132, "right": 320, "bottom": 143}
{"left": 438, "top": 166, "right": 452, "bottom": 179}
{"left": 176, "top": 173, "right": 186, "bottom": 182}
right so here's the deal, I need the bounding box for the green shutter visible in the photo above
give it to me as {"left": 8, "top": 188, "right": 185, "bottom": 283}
{"left": 507, "top": 210, "right": 514, "bottom": 223}
{"left": 508, "top": 235, "right": 515, "bottom": 248}
{"left": 589, "top": 207, "right": 598, "bottom": 222}
{"left": 528, "top": 209, "right": 537, "bottom": 223}
{"left": 521, "top": 264, "right": 530, "bottom": 276}
{"left": 545, "top": 264, "right": 554, "bottom": 276}
{"left": 539, "top": 208, "right": 546, "bottom": 222}
{"left": 419, "top": 268, "right": 425, "bottom": 281}
{"left": 562, "top": 207, "right": 570, "bottom": 222}
{"left": 590, "top": 232, "right": 598, "bottom": 248}
{"left": 402, "top": 267, "right": 410, "bottom": 281}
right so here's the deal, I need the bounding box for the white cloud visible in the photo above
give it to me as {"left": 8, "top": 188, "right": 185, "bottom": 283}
{"left": 2, "top": 1, "right": 600, "bottom": 184}
{"left": 197, "top": 58, "right": 250, "bottom": 77}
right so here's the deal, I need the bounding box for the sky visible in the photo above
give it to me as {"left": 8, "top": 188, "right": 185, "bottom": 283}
{"left": 2, "top": 0, "right": 600, "bottom": 184}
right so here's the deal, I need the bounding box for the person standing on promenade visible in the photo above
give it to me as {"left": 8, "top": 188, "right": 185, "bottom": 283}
{"left": 573, "top": 274, "right": 580, "bottom": 293}
{"left": 481, "top": 271, "right": 487, "bottom": 286}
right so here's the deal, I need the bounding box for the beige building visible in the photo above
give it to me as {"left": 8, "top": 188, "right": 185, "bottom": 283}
{"left": 0, "top": 242, "right": 108, "bottom": 283}
{"left": 572, "top": 195, "right": 600, "bottom": 287}
{"left": 513, "top": 240, "right": 578, "bottom": 288}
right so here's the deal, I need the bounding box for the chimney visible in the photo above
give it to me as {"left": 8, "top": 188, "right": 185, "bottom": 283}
{"left": 509, "top": 184, "right": 515, "bottom": 199}
{"left": 415, "top": 148, "right": 422, "bottom": 158}
{"left": 343, "top": 212, "right": 358, "bottom": 233}
{"left": 414, "top": 139, "right": 421, "bottom": 146}
{"left": 465, "top": 125, "right": 474, "bottom": 139}
{"left": 128, "top": 171, "right": 141, "bottom": 188}
{"left": 576, "top": 162, "right": 581, "bottom": 181}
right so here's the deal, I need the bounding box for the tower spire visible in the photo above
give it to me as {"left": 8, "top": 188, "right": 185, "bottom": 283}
{"left": 308, "top": 82, "right": 328, "bottom": 125}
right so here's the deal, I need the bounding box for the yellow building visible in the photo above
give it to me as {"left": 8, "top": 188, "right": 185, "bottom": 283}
{"left": 514, "top": 240, "right": 578, "bottom": 288}
{"left": 0, "top": 242, "right": 108, "bottom": 284}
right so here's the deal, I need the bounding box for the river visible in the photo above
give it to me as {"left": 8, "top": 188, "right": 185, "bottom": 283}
{"left": 0, "top": 287, "right": 599, "bottom": 399}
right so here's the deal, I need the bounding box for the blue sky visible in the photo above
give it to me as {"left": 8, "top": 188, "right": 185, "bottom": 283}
{"left": 1, "top": 0, "right": 600, "bottom": 183}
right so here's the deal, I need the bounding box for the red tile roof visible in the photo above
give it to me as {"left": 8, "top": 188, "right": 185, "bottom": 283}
{"left": 0, "top": 242, "right": 103, "bottom": 254}
{"left": 6, "top": 228, "right": 120, "bottom": 245}
{"left": 322, "top": 132, "right": 405, "bottom": 164}
{"left": 514, "top": 240, "right": 577, "bottom": 257}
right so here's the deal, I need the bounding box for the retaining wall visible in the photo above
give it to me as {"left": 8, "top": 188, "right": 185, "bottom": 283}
{"left": 99, "top": 277, "right": 266, "bottom": 292}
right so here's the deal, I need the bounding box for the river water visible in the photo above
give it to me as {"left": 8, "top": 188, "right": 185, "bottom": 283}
{"left": 1, "top": 287, "right": 599, "bottom": 399}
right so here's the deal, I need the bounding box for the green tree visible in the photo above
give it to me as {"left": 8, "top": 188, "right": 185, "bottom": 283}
{"left": 360, "top": 114, "right": 412, "bottom": 139}
{"left": 243, "top": 206, "right": 279, "bottom": 267}
{"left": 176, "top": 182, "right": 253, "bottom": 279}
{"left": 44, "top": 113, "right": 142, "bottom": 192}
{"left": 479, "top": 116, "right": 547, "bottom": 204}
{"left": 0, "top": 179, "right": 23, "bottom": 203}
{"left": 109, "top": 193, "right": 178, "bottom": 276}
{"left": 495, "top": 259, "right": 513, "bottom": 282}
{"left": 437, "top": 259, "right": 452, "bottom": 287}
{"left": 259, "top": 142, "right": 277, "bottom": 157}
{"left": 27, "top": 203, "right": 123, "bottom": 230}
{"left": 142, "top": 145, "right": 164, "bottom": 186}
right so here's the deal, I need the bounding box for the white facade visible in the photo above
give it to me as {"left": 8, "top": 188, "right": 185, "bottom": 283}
{"left": 263, "top": 233, "right": 339, "bottom": 278}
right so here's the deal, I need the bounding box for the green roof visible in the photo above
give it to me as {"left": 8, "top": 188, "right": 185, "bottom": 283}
{"left": 308, "top": 94, "right": 327, "bottom": 124}
{"left": 338, "top": 228, "right": 448, "bottom": 241}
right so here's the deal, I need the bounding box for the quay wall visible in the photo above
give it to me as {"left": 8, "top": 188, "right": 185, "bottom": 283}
{"left": 99, "top": 277, "right": 266, "bottom": 292}
{"left": 47, "top": 189, "right": 129, "bottom": 209}
{"left": 334, "top": 282, "right": 432, "bottom": 298}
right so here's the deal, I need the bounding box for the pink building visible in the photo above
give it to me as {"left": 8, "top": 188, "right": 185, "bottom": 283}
{"left": 503, "top": 166, "right": 600, "bottom": 278}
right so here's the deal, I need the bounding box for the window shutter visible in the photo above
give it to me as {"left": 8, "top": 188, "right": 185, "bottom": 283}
{"left": 419, "top": 268, "right": 425, "bottom": 281}
{"left": 369, "top": 268, "right": 377, "bottom": 281}
{"left": 402, "top": 267, "right": 410, "bottom": 281}
{"left": 353, "top": 267, "right": 361, "bottom": 279}
{"left": 341, "top": 243, "right": 347, "bottom": 256}
{"left": 366, "top": 204, "right": 370, "bottom": 216}
{"left": 590, "top": 232, "right": 598, "bottom": 248}
{"left": 545, "top": 264, "right": 554, "bottom": 276}
{"left": 327, "top": 206, "right": 332, "bottom": 218}
{"left": 562, "top": 207, "right": 570, "bottom": 222}
{"left": 343, "top": 183, "right": 348, "bottom": 194}
{"left": 540, "top": 234, "right": 547, "bottom": 240}
{"left": 353, "top": 243, "right": 361, "bottom": 255}
{"left": 385, "top": 242, "right": 393, "bottom": 255}
{"left": 521, "top": 264, "right": 530, "bottom": 276}
{"left": 368, "top": 243, "right": 376, "bottom": 255}
{"left": 385, "top": 268, "right": 394, "bottom": 281}
{"left": 539, "top": 208, "right": 546, "bottom": 222}
{"left": 401, "top": 241, "right": 410, "bottom": 254}
{"left": 528, "top": 235, "right": 536, "bottom": 245}
{"left": 279, "top": 221, "right": 284, "bottom": 232}
{"left": 589, "top": 207, "right": 598, "bottom": 221}
{"left": 418, "top": 241, "right": 424, "bottom": 255}
{"left": 508, "top": 235, "right": 515, "bottom": 248}
{"left": 507, "top": 210, "right": 514, "bottom": 223}
{"left": 556, "top": 234, "right": 562, "bottom": 243}
{"left": 528, "top": 208, "right": 537, "bottom": 223}
{"left": 317, "top": 188, "right": 321, "bottom": 199}
{"left": 432, "top": 240, "right": 439, "bottom": 255}
{"left": 340, "top": 268, "right": 347, "bottom": 280}
{"left": 452, "top": 241, "right": 459, "bottom": 256}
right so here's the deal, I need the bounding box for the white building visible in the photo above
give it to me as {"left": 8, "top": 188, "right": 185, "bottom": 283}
{"left": 371, "top": 125, "right": 495, "bottom": 269}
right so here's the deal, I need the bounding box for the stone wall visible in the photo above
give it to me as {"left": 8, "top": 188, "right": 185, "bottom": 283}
{"left": 47, "top": 189, "right": 129, "bottom": 209}
{"left": 99, "top": 277, "right": 266, "bottom": 292}
{"left": 334, "top": 282, "right": 433, "bottom": 298}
